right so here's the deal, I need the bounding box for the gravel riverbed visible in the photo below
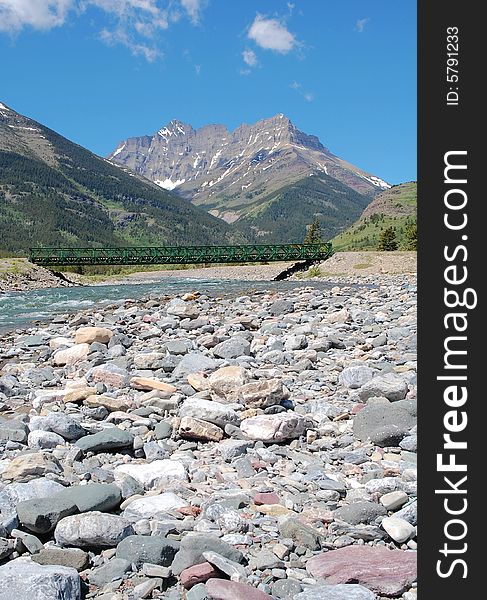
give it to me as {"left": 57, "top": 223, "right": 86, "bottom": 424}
{"left": 0, "top": 275, "right": 417, "bottom": 600}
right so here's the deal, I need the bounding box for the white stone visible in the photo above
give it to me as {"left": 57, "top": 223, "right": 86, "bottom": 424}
{"left": 53, "top": 344, "right": 90, "bottom": 367}
{"left": 240, "top": 413, "right": 309, "bottom": 442}
{"left": 114, "top": 459, "right": 187, "bottom": 489}
{"left": 179, "top": 398, "right": 240, "bottom": 427}
{"left": 123, "top": 493, "right": 188, "bottom": 519}
{"left": 27, "top": 430, "right": 65, "bottom": 450}
{"left": 381, "top": 516, "right": 416, "bottom": 543}
{"left": 55, "top": 512, "right": 133, "bottom": 548}
{"left": 0, "top": 557, "right": 80, "bottom": 600}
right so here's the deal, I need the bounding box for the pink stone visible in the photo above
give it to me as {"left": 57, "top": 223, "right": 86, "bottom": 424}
{"left": 205, "top": 579, "right": 274, "bottom": 600}
{"left": 351, "top": 404, "right": 365, "bottom": 414}
{"left": 306, "top": 546, "right": 417, "bottom": 597}
{"left": 253, "top": 492, "right": 280, "bottom": 506}
{"left": 180, "top": 562, "right": 219, "bottom": 589}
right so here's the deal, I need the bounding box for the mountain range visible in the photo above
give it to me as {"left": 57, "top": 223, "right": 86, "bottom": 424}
{"left": 0, "top": 102, "right": 239, "bottom": 255}
{"left": 108, "top": 114, "right": 391, "bottom": 241}
{"left": 1, "top": 102, "right": 399, "bottom": 254}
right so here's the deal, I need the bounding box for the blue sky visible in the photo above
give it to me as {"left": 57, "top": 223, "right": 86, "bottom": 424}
{"left": 0, "top": 1, "right": 416, "bottom": 184}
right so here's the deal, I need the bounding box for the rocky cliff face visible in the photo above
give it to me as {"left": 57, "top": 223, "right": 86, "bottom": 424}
{"left": 109, "top": 114, "right": 390, "bottom": 223}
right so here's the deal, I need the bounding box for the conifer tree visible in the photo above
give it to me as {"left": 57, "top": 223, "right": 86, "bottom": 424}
{"left": 378, "top": 226, "right": 398, "bottom": 251}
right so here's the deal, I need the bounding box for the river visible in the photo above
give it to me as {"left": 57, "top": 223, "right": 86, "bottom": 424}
{"left": 0, "top": 277, "right": 366, "bottom": 332}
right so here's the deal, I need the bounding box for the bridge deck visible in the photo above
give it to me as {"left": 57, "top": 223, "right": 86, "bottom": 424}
{"left": 29, "top": 243, "right": 333, "bottom": 267}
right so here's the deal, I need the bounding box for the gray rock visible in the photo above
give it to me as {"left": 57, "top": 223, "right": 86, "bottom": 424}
{"left": 116, "top": 534, "right": 180, "bottom": 567}
{"left": 44, "top": 412, "right": 86, "bottom": 440}
{"left": 333, "top": 501, "right": 387, "bottom": 525}
{"left": 358, "top": 373, "right": 408, "bottom": 402}
{"left": 173, "top": 353, "right": 217, "bottom": 378}
{"left": 0, "top": 417, "right": 28, "bottom": 444}
{"left": 88, "top": 557, "right": 132, "bottom": 587}
{"left": 353, "top": 400, "right": 416, "bottom": 447}
{"left": 295, "top": 584, "right": 378, "bottom": 600}
{"left": 75, "top": 427, "right": 133, "bottom": 453}
{"left": 278, "top": 518, "right": 322, "bottom": 551}
{"left": 0, "top": 538, "right": 14, "bottom": 560}
{"left": 213, "top": 337, "right": 251, "bottom": 359}
{"left": 27, "top": 430, "right": 65, "bottom": 449}
{"left": 272, "top": 579, "right": 303, "bottom": 599}
{"left": 11, "top": 528, "right": 44, "bottom": 554}
{"left": 186, "top": 583, "right": 210, "bottom": 600}
{"left": 16, "top": 496, "right": 78, "bottom": 534}
{"left": 171, "top": 533, "right": 244, "bottom": 575}
{"left": 55, "top": 512, "right": 134, "bottom": 547}
{"left": 0, "top": 478, "right": 65, "bottom": 519}
{"left": 217, "top": 439, "right": 253, "bottom": 461}
{"left": 154, "top": 421, "right": 173, "bottom": 439}
{"left": 58, "top": 483, "right": 122, "bottom": 513}
{"left": 268, "top": 300, "right": 294, "bottom": 315}
{"left": 339, "top": 366, "right": 376, "bottom": 389}
{"left": 0, "top": 557, "right": 81, "bottom": 600}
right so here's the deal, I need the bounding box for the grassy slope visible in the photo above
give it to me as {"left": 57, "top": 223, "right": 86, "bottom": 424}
{"left": 233, "top": 172, "right": 371, "bottom": 243}
{"left": 332, "top": 182, "right": 417, "bottom": 251}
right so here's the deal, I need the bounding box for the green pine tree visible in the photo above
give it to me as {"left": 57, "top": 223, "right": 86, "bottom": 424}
{"left": 405, "top": 222, "right": 417, "bottom": 250}
{"left": 378, "top": 226, "right": 398, "bottom": 251}
{"left": 304, "top": 217, "right": 322, "bottom": 244}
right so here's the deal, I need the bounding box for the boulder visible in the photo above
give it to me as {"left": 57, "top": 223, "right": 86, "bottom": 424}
{"left": 306, "top": 546, "right": 417, "bottom": 596}
{"left": 75, "top": 327, "right": 113, "bottom": 345}
{"left": 116, "top": 534, "right": 180, "bottom": 567}
{"left": 75, "top": 427, "right": 133, "bottom": 453}
{"left": 55, "top": 512, "right": 134, "bottom": 548}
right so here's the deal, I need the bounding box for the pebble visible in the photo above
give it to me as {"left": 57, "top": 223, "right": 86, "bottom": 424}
{"left": 0, "top": 277, "right": 417, "bottom": 598}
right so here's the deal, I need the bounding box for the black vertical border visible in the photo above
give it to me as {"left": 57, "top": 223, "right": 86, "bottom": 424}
{"left": 419, "top": 2, "right": 480, "bottom": 597}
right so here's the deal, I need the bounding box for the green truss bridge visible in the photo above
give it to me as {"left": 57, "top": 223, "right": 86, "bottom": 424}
{"left": 29, "top": 243, "right": 333, "bottom": 267}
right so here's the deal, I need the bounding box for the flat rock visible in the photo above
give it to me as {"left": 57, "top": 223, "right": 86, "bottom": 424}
{"left": 1, "top": 452, "right": 62, "bottom": 482}
{"left": 306, "top": 546, "right": 417, "bottom": 596}
{"left": 333, "top": 501, "right": 386, "bottom": 525}
{"left": 88, "top": 557, "right": 131, "bottom": 587}
{"left": 16, "top": 495, "right": 78, "bottom": 534}
{"left": 58, "top": 483, "right": 122, "bottom": 513}
{"left": 116, "top": 534, "right": 180, "bottom": 567}
{"left": 130, "top": 377, "right": 177, "bottom": 393}
{"left": 75, "top": 427, "right": 133, "bottom": 453}
{"left": 353, "top": 401, "right": 416, "bottom": 447}
{"left": 240, "top": 413, "right": 309, "bottom": 442}
{"left": 32, "top": 547, "right": 89, "bottom": 571}
{"left": 0, "top": 417, "right": 28, "bottom": 443}
{"left": 0, "top": 557, "right": 81, "bottom": 600}
{"left": 381, "top": 516, "right": 416, "bottom": 543}
{"left": 90, "top": 364, "right": 130, "bottom": 388}
{"left": 55, "top": 512, "right": 134, "bottom": 548}
{"left": 179, "top": 416, "right": 224, "bottom": 442}
{"left": 172, "top": 533, "right": 244, "bottom": 575}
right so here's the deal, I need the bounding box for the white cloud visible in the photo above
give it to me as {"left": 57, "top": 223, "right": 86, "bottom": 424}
{"left": 0, "top": 0, "right": 73, "bottom": 32}
{"left": 0, "top": 0, "right": 208, "bottom": 61}
{"left": 290, "top": 81, "right": 314, "bottom": 102}
{"left": 99, "top": 26, "right": 160, "bottom": 62}
{"left": 180, "top": 0, "right": 205, "bottom": 25}
{"left": 248, "top": 14, "right": 296, "bottom": 53}
{"left": 242, "top": 48, "right": 257, "bottom": 67}
{"left": 355, "top": 17, "right": 370, "bottom": 33}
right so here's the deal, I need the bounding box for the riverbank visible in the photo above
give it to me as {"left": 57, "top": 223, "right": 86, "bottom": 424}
{"left": 0, "top": 252, "right": 417, "bottom": 293}
{"left": 0, "top": 259, "right": 75, "bottom": 293}
{"left": 0, "top": 276, "right": 417, "bottom": 599}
